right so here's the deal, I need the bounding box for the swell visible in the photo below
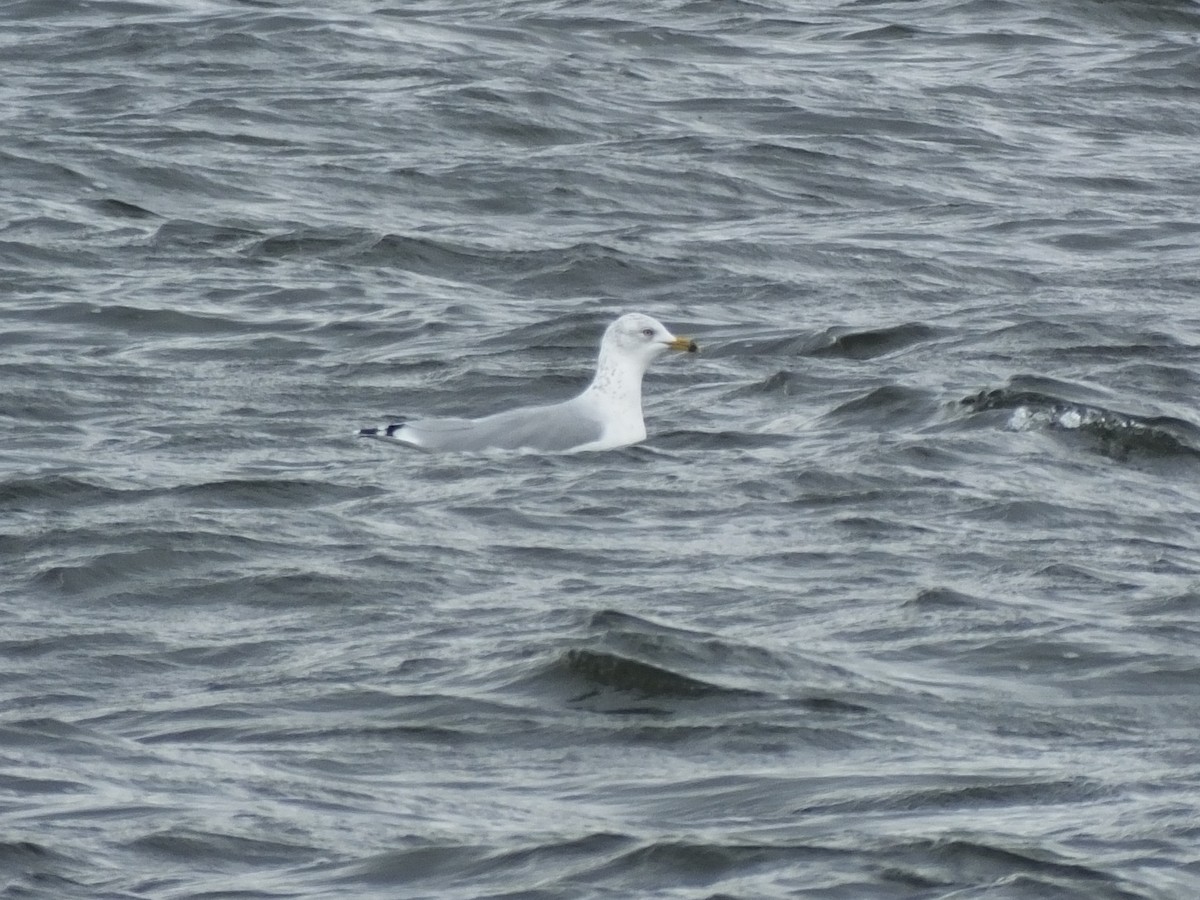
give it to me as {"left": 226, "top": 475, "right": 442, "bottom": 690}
{"left": 962, "top": 380, "right": 1200, "bottom": 463}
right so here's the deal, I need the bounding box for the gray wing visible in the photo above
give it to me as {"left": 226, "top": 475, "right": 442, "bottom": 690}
{"left": 392, "top": 398, "right": 605, "bottom": 452}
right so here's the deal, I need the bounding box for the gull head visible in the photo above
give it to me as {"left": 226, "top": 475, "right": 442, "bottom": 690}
{"left": 602, "top": 313, "right": 698, "bottom": 371}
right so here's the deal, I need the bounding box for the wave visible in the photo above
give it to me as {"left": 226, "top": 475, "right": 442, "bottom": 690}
{"left": 961, "top": 378, "right": 1200, "bottom": 462}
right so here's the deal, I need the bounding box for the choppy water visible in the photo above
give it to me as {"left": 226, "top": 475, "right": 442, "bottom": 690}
{"left": 4, "top": 1, "right": 1200, "bottom": 897}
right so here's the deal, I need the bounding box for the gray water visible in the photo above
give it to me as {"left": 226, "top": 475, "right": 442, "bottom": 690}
{"left": 4, "top": 1, "right": 1200, "bottom": 897}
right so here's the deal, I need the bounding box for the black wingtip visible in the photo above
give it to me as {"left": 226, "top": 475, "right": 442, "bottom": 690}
{"left": 358, "top": 423, "right": 407, "bottom": 438}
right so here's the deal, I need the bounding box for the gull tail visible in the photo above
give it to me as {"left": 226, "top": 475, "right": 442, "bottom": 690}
{"left": 358, "top": 422, "right": 407, "bottom": 437}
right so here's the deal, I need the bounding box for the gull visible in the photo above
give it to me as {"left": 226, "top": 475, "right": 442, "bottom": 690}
{"left": 359, "top": 312, "right": 698, "bottom": 452}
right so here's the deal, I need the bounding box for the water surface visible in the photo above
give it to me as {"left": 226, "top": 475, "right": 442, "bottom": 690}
{"left": 4, "top": 1, "right": 1200, "bottom": 897}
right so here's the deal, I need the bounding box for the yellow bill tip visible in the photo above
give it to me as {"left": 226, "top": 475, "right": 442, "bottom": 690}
{"left": 669, "top": 336, "right": 699, "bottom": 353}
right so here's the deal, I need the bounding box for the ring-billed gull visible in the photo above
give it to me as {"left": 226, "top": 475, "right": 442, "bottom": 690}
{"left": 359, "top": 312, "right": 698, "bottom": 452}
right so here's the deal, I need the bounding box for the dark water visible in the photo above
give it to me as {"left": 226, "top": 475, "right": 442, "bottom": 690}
{"left": 4, "top": 1, "right": 1200, "bottom": 897}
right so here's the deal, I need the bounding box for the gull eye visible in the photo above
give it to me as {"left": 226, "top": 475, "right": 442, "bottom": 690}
{"left": 641, "top": 328, "right": 655, "bottom": 338}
